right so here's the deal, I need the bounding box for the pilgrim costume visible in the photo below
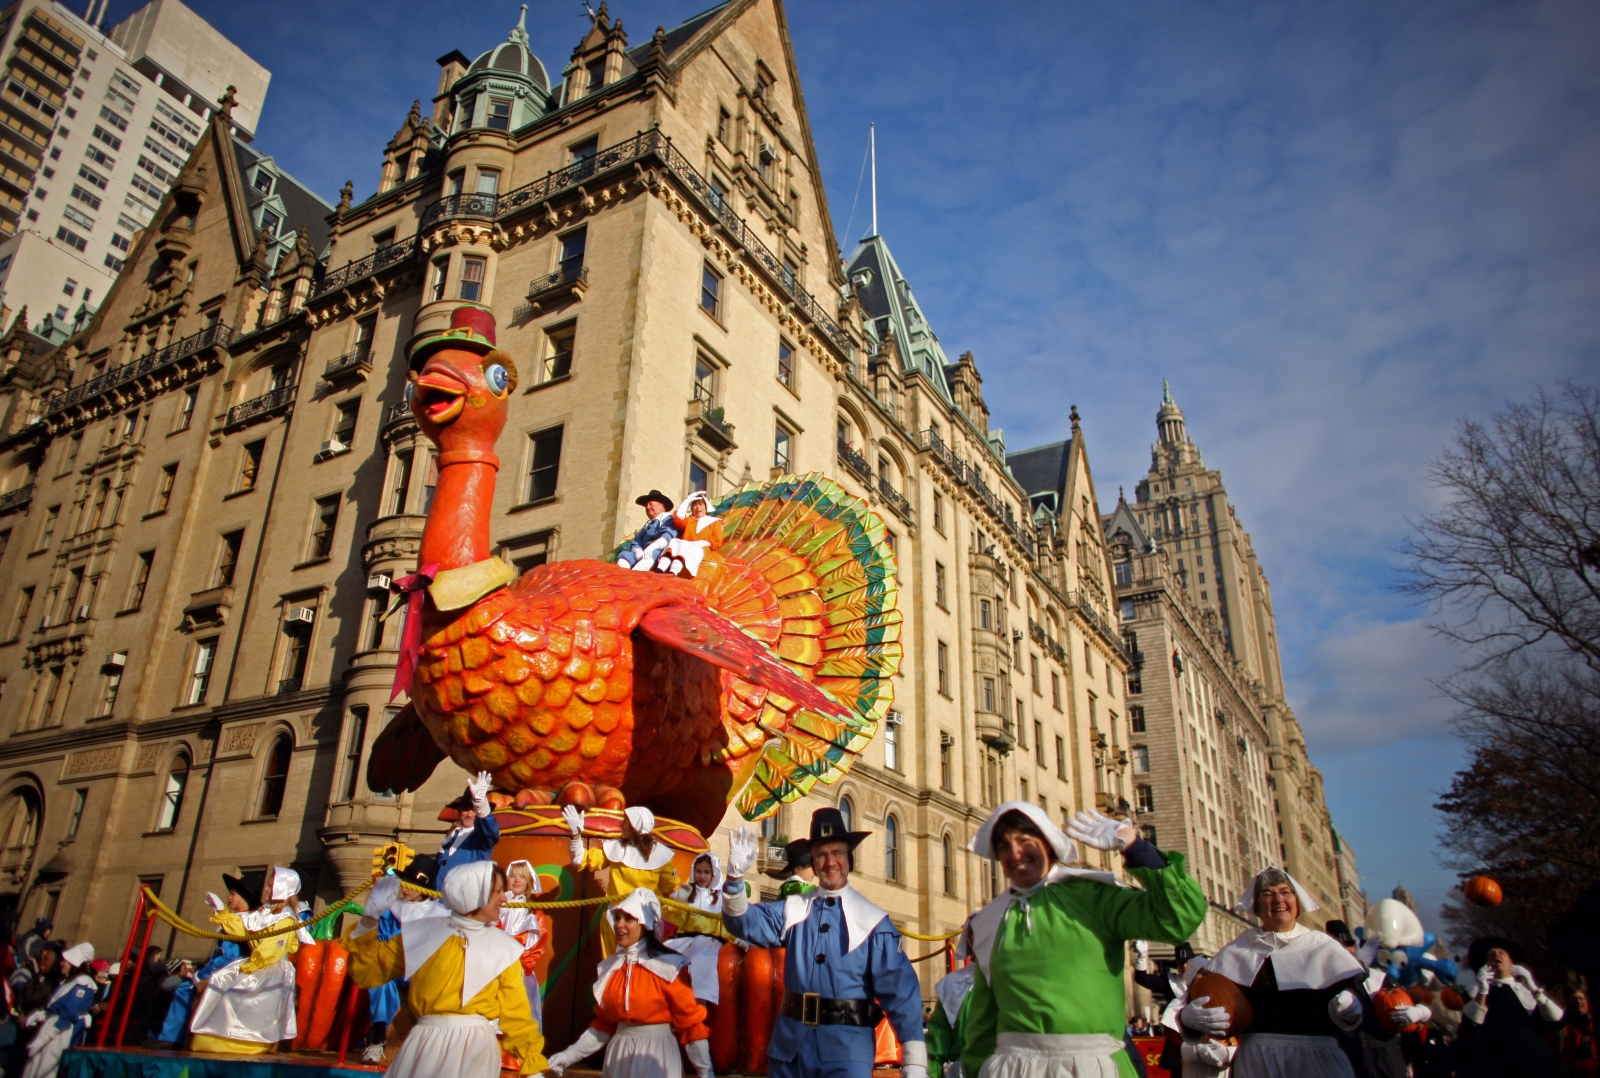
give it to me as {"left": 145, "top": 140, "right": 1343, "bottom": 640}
{"left": 618, "top": 491, "right": 682, "bottom": 570}
{"left": 658, "top": 492, "right": 725, "bottom": 577}
{"left": 1189, "top": 867, "right": 1366, "bottom": 1078}
{"left": 498, "top": 859, "right": 553, "bottom": 1028}
{"left": 1158, "top": 956, "right": 1236, "bottom": 1078}
{"left": 363, "top": 855, "right": 448, "bottom": 1062}
{"left": 544, "top": 889, "right": 714, "bottom": 1078}
{"left": 19, "top": 942, "right": 95, "bottom": 1078}
{"left": 771, "top": 838, "right": 818, "bottom": 898}
{"left": 567, "top": 805, "right": 681, "bottom": 957}
{"left": 1454, "top": 936, "right": 1564, "bottom": 1078}
{"left": 1322, "top": 919, "right": 1418, "bottom": 1078}
{"left": 720, "top": 807, "right": 928, "bottom": 1078}
{"left": 664, "top": 852, "right": 736, "bottom": 1006}
{"left": 926, "top": 924, "right": 976, "bottom": 1078}
{"left": 345, "top": 860, "right": 546, "bottom": 1077}
{"left": 960, "top": 802, "right": 1206, "bottom": 1078}
{"left": 436, "top": 772, "right": 501, "bottom": 890}
{"left": 188, "top": 866, "right": 312, "bottom": 1054}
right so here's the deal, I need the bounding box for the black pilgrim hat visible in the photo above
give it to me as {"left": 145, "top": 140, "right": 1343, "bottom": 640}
{"left": 1323, "top": 919, "right": 1357, "bottom": 948}
{"left": 396, "top": 853, "right": 438, "bottom": 889}
{"left": 1173, "top": 941, "right": 1195, "bottom": 965}
{"left": 809, "top": 807, "right": 870, "bottom": 851}
{"left": 634, "top": 490, "right": 674, "bottom": 511}
{"left": 1467, "top": 935, "right": 1525, "bottom": 970}
{"left": 222, "top": 871, "right": 265, "bottom": 910}
{"left": 769, "top": 838, "right": 813, "bottom": 880}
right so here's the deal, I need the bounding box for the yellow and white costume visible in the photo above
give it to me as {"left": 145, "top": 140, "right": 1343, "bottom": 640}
{"left": 189, "top": 865, "right": 311, "bottom": 1054}
{"left": 665, "top": 852, "right": 731, "bottom": 1004}
{"left": 346, "top": 860, "right": 546, "bottom": 1077}
{"left": 568, "top": 806, "right": 680, "bottom": 957}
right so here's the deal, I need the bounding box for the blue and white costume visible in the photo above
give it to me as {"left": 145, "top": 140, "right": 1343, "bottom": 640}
{"left": 22, "top": 943, "right": 96, "bottom": 1078}
{"left": 616, "top": 508, "right": 679, "bottom": 570}
{"left": 435, "top": 780, "right": 499, "bottom": 890}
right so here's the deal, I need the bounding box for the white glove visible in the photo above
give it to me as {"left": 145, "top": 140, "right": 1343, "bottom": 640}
{"left": 1181, "top": 996, "right": 1230, "bottom": 1035}
{"left": 1475, "top": 965, "right": 1495, "bottom": 996}
{"left": 547, "top": 1026, "right": 611, "bottom": 1074}
{"left": 726, "top": 825, "right": 759, "bottom": 878}
{"left": 1133, "top": 939, "right": 1150, "bottom": 971}
{"left": 205, "top": 892, "right": 225, "bottom": 912}
{"left": 1065, "top": 808, "right": 1134, "bottom": 852}
{"left": 562, "top": 805, "right": 585, "bottom": 838}
{"left": 1391, "top": 1003, "right": 1431, "bottom": 1027}
{"left": 364, "top": 875, "right": 401, "bottom": 920}
{"left": 1329, "top": 989, "right": 1364, "bottom": 1031}
{"left": 469, "top": 771, "right": 493, "bottom": 814}
{"left": 1357, "top": 935, "right": 1382, "bottom": 967}
{"left": 1194, "top": 1041, "right": 1234, "bottom": 1066}
{"left": 1511, "top": 965, "right": 1540, "bottom": 991}
{"left": 685, "top": 1038, "right": 714, "bottom": 1078}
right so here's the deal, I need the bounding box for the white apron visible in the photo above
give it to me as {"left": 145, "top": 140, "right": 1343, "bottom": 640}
{"left": 187, "top": 956, "right": 297, "bottom": 1044}
{"left": 663, "top": 935, "right": 724, "bottom": 1005}
{"left": 976, "top": 1032, "right": 1124, "bottom": 1078}
{"left": 388, "top": 1013, "right": 502, "bottom": 1078}
{"left": 603, "top": 1021, "right": 682, "bottom": 1078}
{"left": 1232, "top": 1033, "right": 1354, "bottom": 1078}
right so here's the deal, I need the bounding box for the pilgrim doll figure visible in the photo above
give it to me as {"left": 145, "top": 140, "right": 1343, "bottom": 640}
{"left": 617, "top": 490, "right": 681, "bottom": 571}
{"left": 189, "top": 866, "right": 311, "bottom": 1054}
{"left": 658, "top": 491, "right": 725, "bottom": 577}
{"left": 498, "top": 860, "right": 553, "bottom": 1029}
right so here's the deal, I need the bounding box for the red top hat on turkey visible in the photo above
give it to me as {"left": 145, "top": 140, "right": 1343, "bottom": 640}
{"left": 409, "top": 303, "right": 499, "bottom": 366}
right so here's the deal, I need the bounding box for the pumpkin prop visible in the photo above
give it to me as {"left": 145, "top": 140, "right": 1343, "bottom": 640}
{"left": 1374, "top": 986, "right": 1425, "bottom": 1036}
{"left": 1463, "top": 876, "right": 1503, "bottom": 907}
{"left": 1189, "top": 972, "right": 1253, "bottom": 1039}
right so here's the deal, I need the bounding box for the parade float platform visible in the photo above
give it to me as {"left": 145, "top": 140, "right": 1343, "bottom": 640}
{"left": 61, "top": 1047, "right": 383, "bottom": 1077}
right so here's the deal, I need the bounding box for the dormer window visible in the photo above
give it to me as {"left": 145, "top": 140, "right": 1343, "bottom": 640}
{"left": 586, "top": 58, "right": 606, "bottom": 95}
{"left": 486, "top": 97, "right": 512, "bottom": 130}
{"left": 254, "top": 170, "right": 272, "bottom": 194}
{"left": 260, "top": 209, "right": 280, "bottom": 236}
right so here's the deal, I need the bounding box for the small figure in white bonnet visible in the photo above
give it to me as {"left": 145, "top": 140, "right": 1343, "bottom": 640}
{"left": 188, "top": 865, "right": 308, "bottom": 1055}
{"left": 19, "top": 942, "right": 95, "bottom": 1078}
{"left": 565, "top": 805, "right": 680, "bottom": 956}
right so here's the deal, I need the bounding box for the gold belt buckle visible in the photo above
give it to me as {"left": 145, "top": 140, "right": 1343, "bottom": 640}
{"left": 801, "top": 992, "right": 821, "bottom": 1026}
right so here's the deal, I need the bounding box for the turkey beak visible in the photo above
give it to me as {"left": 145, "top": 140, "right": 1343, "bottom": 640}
{"left": 414, "top": 365, "right": 468, "bottom": 426}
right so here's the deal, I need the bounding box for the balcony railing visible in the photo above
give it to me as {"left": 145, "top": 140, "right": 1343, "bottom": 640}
{"left": 918, "top": 426, "right": 1036, "bottom": 557}
{"left": 323, "top": 346, "right": 372, "bottom": 381}
{"left": 0, "top": 485, "right": 33, "bottom": 515}
{"left": 385, "top": 400, "right": 414, "bottom": 427}
{"left": 691, "top": 401, "right": 735, "bottom": 451}
{"left": 526, "top": 264, "right": 588, "bottom": 308}
{"left": 314, "top": 238, "right": 415, "bottom": 298}
{"left": 417, "top": 192, "right": 498, "bottom": 230}
{"left": 1067, "top": 590, "right": 1134, "bottom": 665}
{"left": 836, "top": 440, "right": 871, "bottom": 483}
{"left": 877, "top": 476, "right": 914, "bottom": 522}
{"left": 45, "top": 322, "right": 231, "bottom": 417}
{"left": 226, "top": 383, "right": 296, "bottom": 428}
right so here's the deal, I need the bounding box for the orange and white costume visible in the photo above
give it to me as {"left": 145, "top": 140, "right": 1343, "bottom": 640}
{"left": 544, "top": 890, "right": 713, "bottom": 1078}
{"left": 663, "top": 492, "right": 724, "bottom": 577}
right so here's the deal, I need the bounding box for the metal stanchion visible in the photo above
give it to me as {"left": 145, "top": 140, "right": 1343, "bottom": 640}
{"left": 114, "top": 903, "right": 158, "bottom": 1047}
{"left": 97, "top": 891, "right": 146, "bottom": 1048}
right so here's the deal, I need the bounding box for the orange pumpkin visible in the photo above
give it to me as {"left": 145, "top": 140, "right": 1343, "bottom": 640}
{"left": 1375, "top": 987, "right": 1425, "bottom": 1036}
{"left": 1463, "top": 876, "right": 1503, "bottom": 907}
{"left": 1189, "top": 972, "right": 1253, "bottom": 1038}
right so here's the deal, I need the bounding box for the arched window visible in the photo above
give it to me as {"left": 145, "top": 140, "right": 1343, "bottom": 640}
{"left": 941, "top": 833, "right": 955, "bottom": 895}
{"left": 257, "top": 735, "right": 293, "bottom": 818}
{"left": 155, "top": 754, "right": 189, "bottom": 831}
{"left": 0, "top": 788, "right": 40, "bottom": 887}
{"left": 838, "top": 795, "right": 853, "bottom": 832}
{"left": 884, "top": 813, "right": 899, "bottom": 881}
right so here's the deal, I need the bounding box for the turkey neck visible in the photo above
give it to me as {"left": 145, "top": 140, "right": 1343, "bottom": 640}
{"left": 419, "top": 456, "right": 495, "bottom": 573}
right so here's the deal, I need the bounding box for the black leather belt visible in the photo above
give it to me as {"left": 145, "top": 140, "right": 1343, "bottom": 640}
{"left": 781, "top": 991, "right": 883, "bottom": 1027}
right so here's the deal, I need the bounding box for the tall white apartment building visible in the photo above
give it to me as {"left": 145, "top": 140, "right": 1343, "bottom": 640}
{"left": 0, "top": 0, "right": 268, "bottom": 341}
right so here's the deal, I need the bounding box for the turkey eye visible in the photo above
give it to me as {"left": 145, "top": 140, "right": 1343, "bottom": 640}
{"left": 486, "top": 364, "right": 509, "bottom": 396}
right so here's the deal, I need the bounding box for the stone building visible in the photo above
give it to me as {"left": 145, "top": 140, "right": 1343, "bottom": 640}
{"left": 1332, "top": 826, "right": 1366, "bottom": 930}
{"left": 0, "top": 0, "right": 1133, "bottom": 1003}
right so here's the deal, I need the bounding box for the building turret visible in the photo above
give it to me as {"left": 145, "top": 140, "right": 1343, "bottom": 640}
{"left": 448, "top": 5, "right": 553, "bottom": 134}
{"left": 1157, "top": 379, "right": 1187, "bottom": 448}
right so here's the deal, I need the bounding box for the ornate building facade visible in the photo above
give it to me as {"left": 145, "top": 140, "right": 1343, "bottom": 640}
{"left": 0, "top": 0, "right": 1134, "bottom": 1011}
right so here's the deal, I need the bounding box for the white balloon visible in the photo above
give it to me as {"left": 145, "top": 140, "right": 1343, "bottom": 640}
{"left": 1366, "top": 898, "right": 1424, "bottom": 948}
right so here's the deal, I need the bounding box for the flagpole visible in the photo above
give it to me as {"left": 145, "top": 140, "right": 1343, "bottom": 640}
{"left": 870, "top": 123, "right": 877, "bottom": 237}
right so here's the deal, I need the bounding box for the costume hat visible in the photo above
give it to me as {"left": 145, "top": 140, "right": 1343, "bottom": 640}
{"left": 1323, "top": 919, "right": 1357, "bottom": 948}
{"left": 397, "top": 853, "right": 438, "bottom": 889}
{"left": 969, "top": 800, "right": 1079, "bottom": 863}
{"left": 408, "top": 303, "right": 499, "bottom": 365}
{"left": 222, "top": 871, "right": 265, "bottom": 909}
{"left": 809, "top": 806, "right": 869, "bottom": 851}
{"left": 1173, "top": 941, "right": 1195, "bottom": 964}
{"left": 769, "top": 838, "right": 813, "bottom": 880}
{"left": 1467, "top": 935, "right": 1525, "bottom": 970}
{"left": 635, "top": 489, "right": 674, "bottom": 511}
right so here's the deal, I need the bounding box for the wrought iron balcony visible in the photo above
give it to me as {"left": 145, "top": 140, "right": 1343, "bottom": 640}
{"left": 416, "top": 192, "right": 498, "bottom": 231}
{"left": 323, "top": 345, "right": 373, "bottom": 382}
{"left": 225, "top": 383, "right": 297, "bottom": 429}
{"left": 45, "top": 322, "right": 231, "bottom": 417}
{"left": 526, "top": 264, "right": 588, "bottom": 311}
{"left": 385, "top": 400, "right": 415, "bottom": 428}
{"left": 836, "top": 440, "right": 871, "bottom": 483}
{"left": 1067, "top": 590, "right": 1134, "bottom": 665}
{"left": 689, "top": 399, "right": 736, "bottom": 452}
{"left": 314, "top": 239, "right": 414, "bottom": 298}
{"left": 0, "top": 485, "right": 33, "bottom": 515}
{"left": 876, "top": 476, "right": 914, "bottom": 522}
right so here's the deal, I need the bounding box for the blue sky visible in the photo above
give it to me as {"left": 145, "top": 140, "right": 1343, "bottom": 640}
{"left": 102, "top": 0, "right": 1600, "bottom": 938}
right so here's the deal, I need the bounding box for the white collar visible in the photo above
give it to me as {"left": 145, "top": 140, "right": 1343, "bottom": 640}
{"left": 602, "top": 838, "right": 676, "bottom": 871}
{"left": 967, "top": 863, "right": 1120, "bottom": 978}
{"left": 934, "top": 965, "right": 975, "bottom": 1024}
{"left": 781, "top": 885, "right": 889, "bottom": 954}
{"left": 401, "top": 914, "right": 525, "bottom": 1007}
{"left": 593, "top": 942, "right": 688, "bottom": 1006}
{"left": 1207, "top": 923, "right": 1364, "bottom": 991}
{"left": 396, "top": 898, "right": 451, "bottom": 924}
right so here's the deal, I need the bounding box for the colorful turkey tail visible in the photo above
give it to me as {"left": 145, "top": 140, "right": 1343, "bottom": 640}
{"left": 709, "top": 472, "right": 902, "bottom": 820}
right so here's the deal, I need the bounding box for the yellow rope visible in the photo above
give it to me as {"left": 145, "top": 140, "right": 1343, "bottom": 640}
{"left": 140, "top": 880, "right": 375, "bottom": 943}
{"left": 899, "top": 928, "right": 962, "bottom": 942}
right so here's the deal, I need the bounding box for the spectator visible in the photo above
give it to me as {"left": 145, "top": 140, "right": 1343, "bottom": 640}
{"left": 1563, "top": 985, "right": 1596, "bottom": 1078}
{"left": 13, "top": 921, "right": 50, "bottom": 967}
{"left": 122, "top": 946, "right": 168, "bottom": 1045}
{"left": 150, "top": 960, "right": 199, "bottom": 1047}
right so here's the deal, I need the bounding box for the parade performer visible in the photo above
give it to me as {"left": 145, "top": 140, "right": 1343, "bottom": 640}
{"left": 1185, "top": 867, "right": 1366, "bottom": 1078}
{"left": 719, "top": 807, "right": 928, "bottom": 1078}
{"left": 363, "top": 854, "right": 446, "bottom": 1062}
{"left": 542, "top": 889, "right": 714, "bottom": 1078}
{"left": 155, "top": 941, "right": 238, "bottom": 1047}
{"left": 959, "top": 802, "right": 1206, "bottom": 1078}
{"left": 616, "top": 490, "right": 682, "bottom": 570}
{"left": 664, "top": 852, "right": 734, "bottom": 1007}
{"left": 927, "top": 922, "right": 976, "bottom": 1078}
{"left": 771, "top": 838, "right": 817, "bottom": 898}
{"left": 1322, "top": 919, "right": 1418, "bottom": 1078}
{"left": 188, "top": 866, "right": 310, "bottom": 1054}
{"left": 1454, "top": 936, "right": 1564, "bottom": 1078}
{"left": 498, "top": 859, "right": 552, "bottom": 1027}
{"left": 658, "top": 491, "right": 725, "bottom": 578}
{"left": 567, "top": 805, "right": 680, "bottom": 956}
{"left": 19, "top": 942, "right": 94, "bottom": 1078}
{"left": 1158, "top": 955, "right": 1236, "bottom": 1078}
{"left": 346, "top": 859, "right": 546, "bottom": 1077}
{"left": 436, "top": 771, "right": 500, "bottom": 889}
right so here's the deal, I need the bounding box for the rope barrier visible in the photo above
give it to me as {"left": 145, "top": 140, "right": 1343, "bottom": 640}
{"left": 909, "top": 943, "right": 954, "bottom": 963}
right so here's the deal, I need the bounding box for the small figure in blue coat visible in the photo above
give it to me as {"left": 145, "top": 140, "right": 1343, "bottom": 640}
{"left": 615, "top": 490, "right": 681, "bottom": 570}
{"left": 434, "top": 771, "right": 499, "bottom": 890}
{"left": 721, "top": 808, "right": 929, "bottom": 1078}
{"left": 20, "top": 942, "right": 97, "bottom": 1078}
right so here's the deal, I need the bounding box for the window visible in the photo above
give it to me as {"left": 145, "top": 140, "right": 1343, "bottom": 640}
{"left": 91, "top": 125, "right": 121, "bottom": 151}
{"left": 838, "top": 795, "right": 853, "bottom": 832}
{"left": 1016, "top": 700, "right": 1026, "bottom": 747}
{"left": 104, "top": 254, "right": 124, "bottom": 272}
{"left": 1051, "top": 671, "right": 1061, "bottom": 710}
{"left": 586, "top": 58, "right": 606, "bottom": 95}
{"left": 237, "top": 441, "right": 263, "bottom": 492}
{"left": 942, "top": 833, "right": 955, "bottom": 894}
{"left": 773, "top": 423, "right": 792, "bottom": 471}
{"left": 939, "top": 735, "right": 952, "bottom": 790}
{"left": 125, "top": 551, "right": 153, "bottom": 610}
{"left": 55, "top": 226, "right": 87, "bottom": 252}
{"left": 527, "top": 321, "right": 574, "bottom": 386}
{"left": 186, "top": 638, "right": 217, "bottom": 705}
{"left": 330, "top": 399, "right": 359, "bottom": 448}
{"left": 257, "top": 734, "right": 292, "bottom": 818}
{"left": 937, "top": 641, "right": 949, "bottom": 695}
{"left": 935, "top": 562, "right": 947, "bottom": 608}
{"left": 280, "top": 615, "right": 311, "bottom": 693}
{"left": 155, "top": 755, "right": 188, "bottom": 830}
{"left": 1136, "top": 784, "right": 1154, "bottom": 812}
{"left": 476, "top": 169, "right": 501, "bottom": 196}
{"left": 932, "top": 491, "right": 943, "bottom": 532}
{"left": 884, "top": 715, "right": 899, "bottom": 771}
{"left": 978, "top": 599, "right": 991, "bottom": 630}
{"left": 1029, "top": 654, "right": 1040, "bottom": 695}
{"left": 1133, "top": 745, "right": 1150, "bottom": 773}
{"left": 1034, "top": 721, "right": 1044, "bottom": 766}
{"left": 429, "top": 256, "right": 449, "bottom": 303}
{"left": 1130, "top": 706, "right": 1145, "bottom": 733}
{"left": 1115, "top": 561, "right": 1134, "bottom": 585}
{"left": 1055, "top": 735, "right": 1066, "bottom": 780}
{"left": 8, "top": 587, "right": 33, "bottom": 640}
{"left": 693, "top": 355, "right": 717, "bottom": 405}
{"left": 150, "top": 463, "right": 177, "bottom": 512}
{"left": 109, "top": 231, "right": 130, "bottom": 252}
{"left": 252, "top": 167, "right": 273, "bottom": 193}
{"left": 710, "top": 175, "right": 729, "bottom": 215}
{"left": 884, "top": 814, "right": 899, "bottom": 880}
{"left": 459, "top": 256, "right": 486, "bottom": 301}
{"left": 1020, "top": 777, "right": 1029, "bottom": 803}
{"left": 558, "top": 227, "right": 586, "bottom": 281}
{"left": 36, "top": 506, "right": 59, "bottom": 551}
{"left": 308, "top": 496, "right": 339, "bottom": 559}
{"left": 98, "top": 663, "right": 122, "bottom": 716}
{"left": 97, "top": 104, "right": 127, "bottom": 131}
{"left": 70, "top": 184, "right": 100, "bottom": 210}
{"left": 67, "top": 789, "right": 86, "bottom": 838}
{"left": 688, "top": 459, "right": 709, "bottom": 494}
{"left": 486, "top": 98, "right": 512, "bottom": 130}
{"left": 716, "top": 107, "right": 730, "bottom": 144}
{"left": 1141, "top": 825, "right": 1157, "bottom": 845}
{"left": 777, "top": 340, "right": 793, "bottom": 388}
{"left": 388, "top": 449, "right": 414, "bottom": 515}
{"left": 570, "top": 136, "right": 599, "bottom": 175}
{"left": 1084, "top": 643, "right": 1094, "bottom": 676}
{"left": 700, "top": 263, "right": 722, "bottom": 319}
{"left": 214, "top": 530, "right": 243, "bottom": 587}
{"left": 341, "top": 707, "right": 368, "bottom": 801}
{"left": 259, "top": 209, "right": 280, "bottom": 237}
{"left": 982, "top": 677, "right": 995, "bottom": 713}
{"left": 526, "top": 426, "right": 563, "bottom": 502}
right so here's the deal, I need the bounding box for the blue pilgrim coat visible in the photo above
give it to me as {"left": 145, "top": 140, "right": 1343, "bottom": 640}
{"left": 156, "top": 941, "right": 242, "bottom": 1043}
{"left": 723, "top": 887, "right": 924, "bottom": 1078}
{"left": 434, "top": 813, "right": 500, "bottom": 889}
{"left": 47, "top": 974, "right": 97, "bottom": 1043}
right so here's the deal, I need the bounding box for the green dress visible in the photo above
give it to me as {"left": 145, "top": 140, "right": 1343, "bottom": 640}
{"left": 927, "top": 967, "right": 974, "bottom": 1074}
{"left": 961, "top": 853, "right": 1204, "bottom": 1078}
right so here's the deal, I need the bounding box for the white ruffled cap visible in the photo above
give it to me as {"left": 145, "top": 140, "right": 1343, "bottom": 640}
{"left": 61, "top": 942, "right": 94, "bottom": 967}
{"left": 269, "top": 866, "right": 301, "bottom": 902}
{"left": 969, "top": 800, "right": 1078, "bottom": 863}
{"left": 608, "top": 887, "right": 661, "bottom": 933}
{"left": 442, "top": 860, "right": 499, "bottom": 915}
{"left": 624, "top": 806, "right": 656, "bottom": 836}
{"left": 1235, "top": 865, "right": 1319, "bottom": 916}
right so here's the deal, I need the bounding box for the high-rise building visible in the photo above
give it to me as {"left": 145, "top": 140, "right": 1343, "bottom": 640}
{"left": 1332, "top": 826, "right": 1366, "bottom": 929}
{"left": 0, "top": 0, "right": 268, "bottom": 342}
{"left": 0, "top": 1, "right": 1134, "bottom": 1011}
